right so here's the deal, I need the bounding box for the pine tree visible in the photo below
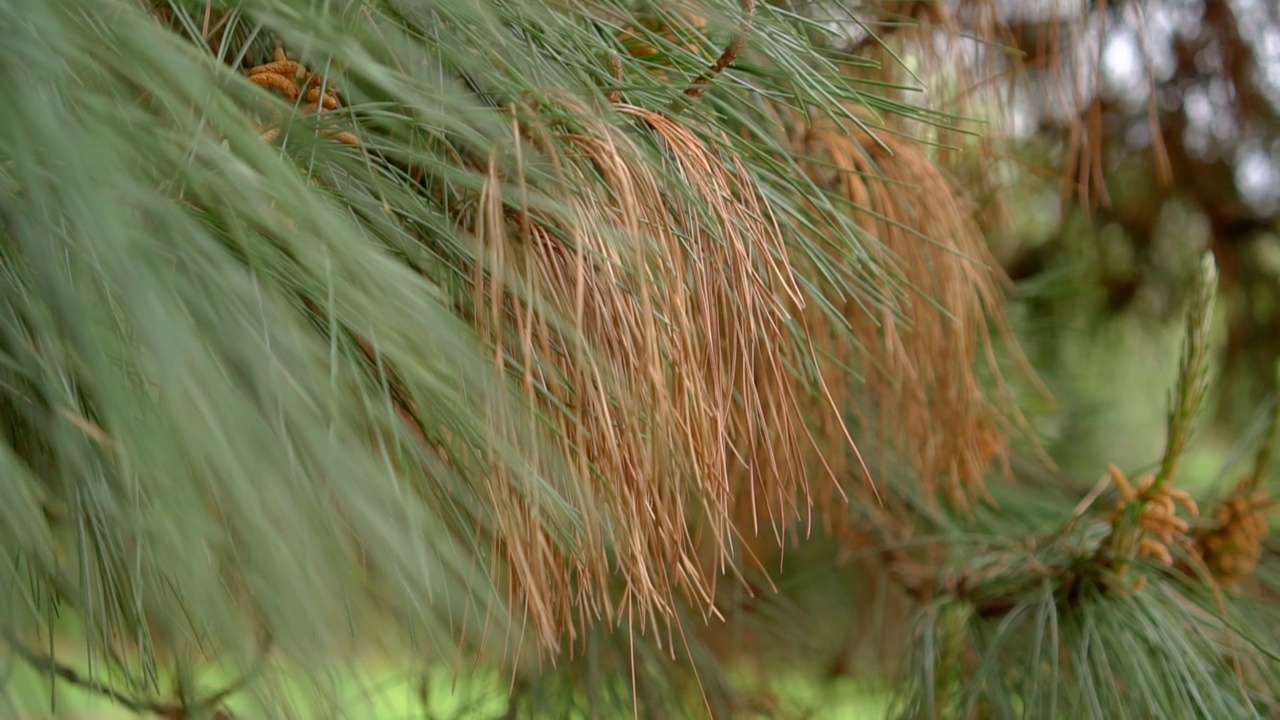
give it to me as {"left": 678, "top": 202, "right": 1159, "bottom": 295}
{"left": 2, "top": 1, "right": 1279, "bottom": 718}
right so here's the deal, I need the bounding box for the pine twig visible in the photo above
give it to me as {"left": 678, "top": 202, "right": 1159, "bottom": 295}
{"left": 2, "top": 629, "right": 270, "bottom": 718}
{"left": 682, "top": 0, "right": 753, "bottom": 99}
{"left": 668, "top": 0, "right": 754, "bottom": 113}
{"left": 3, "top": 633, "right": 155, "bottom": 714}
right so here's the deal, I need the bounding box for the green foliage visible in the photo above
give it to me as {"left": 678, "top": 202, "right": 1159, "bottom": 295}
{"left": 896, "top": 575, "right": 1280, "bottom": 720}
{"left": 885, "top": 254, "right": 1280, "bottom": 720}
{"left": 6, "top": 0, "right": 1280, "bottom": 718}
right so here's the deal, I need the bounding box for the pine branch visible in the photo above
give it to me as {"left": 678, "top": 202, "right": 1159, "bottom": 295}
{"left": 2, "top": 630, "right": 269, "bottom": 718}
{"left": 3, "top": 633, "right": 155, "bottom": 715}
{"left": 681, "top": 0, "right": 753, "bottom": 100}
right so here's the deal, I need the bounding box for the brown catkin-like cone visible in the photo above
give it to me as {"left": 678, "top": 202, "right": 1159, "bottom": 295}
{"left": 247, "top": 48, "right": 357, "bottom": 146}
{"left": 1195, "top": 483, "right": 1273, "bottom": 585}
{"left": 1105, "top": 464, "right": 1198, "bottom": 574}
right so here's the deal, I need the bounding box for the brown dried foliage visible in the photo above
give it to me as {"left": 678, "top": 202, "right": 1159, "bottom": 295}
{"left": 452, "top": 97, "right": 1025, "bottom": 659}
{"left": 228, "top": 29, "right": 1027, "bottom": 663}
{"left": 792, "top": 109, "right": 1022, "bottom": 510}
{"left": 449, "top": 96, "right": 823, "bottom": 656}
{"left": 1194, "top": 482, "right": 1276, "bottom": 586}
{"left": 840, "top": 2, "right": 1009, "bottom": 224}
{"left": 845, "top": 0, "right": 1163, "bottom": 218}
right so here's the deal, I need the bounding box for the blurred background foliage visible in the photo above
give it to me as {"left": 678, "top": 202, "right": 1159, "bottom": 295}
{"left": 824, "top": 0, "right": 1280, "bottom": 478}
{"left": 5, "top": 0, "right": 1280, "bottom": 718}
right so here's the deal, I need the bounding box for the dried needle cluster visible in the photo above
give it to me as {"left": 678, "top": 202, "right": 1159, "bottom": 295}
{"left": 1195, "top": 482, "right": 1274, "bottom": 584}
{"left": 460, "top": 98, "right": 812, "bottom": 650}
{"left": 247, "top": 48, "right": 359, "bottom": 147}
{"left": 794, "top": 111, "right": 1025, "bottom": 510}
{"left": 215, "top": 24, "right": 1020, "bottom": 659}
{"left": 1107, "top": 463, "right": 1198, "bottom": 568}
